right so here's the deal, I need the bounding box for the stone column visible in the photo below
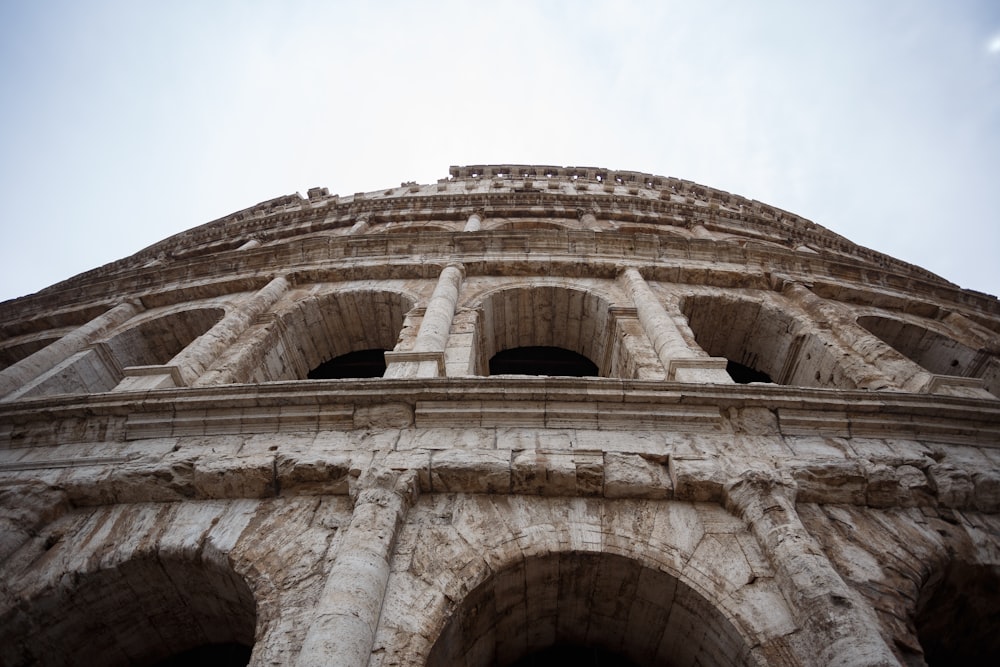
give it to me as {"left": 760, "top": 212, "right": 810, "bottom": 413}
{"left": 779, "top": 281, "right": 924, "bottom": 391}
{"left": 384, "top": 263, "right": 464, "bottom": 378}
{"left": 349, "top": 218, "right": 370, "bottom": 235}
{"left": 725, "top": 473, "right": 899, "bottom": 667}
{"left": 170, "top": 275, "right": 290, "bottom": 385}
{"left": 619, "top": 267, "right": 731, "bottom": 382}
{"left": 0, "top": 301, "right": 141, "bottom": 400}
{"left": 296, "top": 470, "right": 417, "bottom": 667}
{"left": 463, "top": 212, "right": 482, "bottom": 232}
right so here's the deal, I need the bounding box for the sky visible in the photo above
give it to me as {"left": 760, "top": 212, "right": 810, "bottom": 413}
{"left": 1, "top": 1, "right": 999, "bottom": 303}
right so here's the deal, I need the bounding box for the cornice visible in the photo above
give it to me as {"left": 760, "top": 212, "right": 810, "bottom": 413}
{"left": 2, "top": 377, "right": 999, "bottom": 448}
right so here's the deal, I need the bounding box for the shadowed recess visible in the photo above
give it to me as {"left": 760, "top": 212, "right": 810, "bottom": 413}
{"left": 308, "top": 348, "right": 387, "bottom": 379}
{"left": 427, "top": 551, "right": 754, "bottom": 667}
{"left": 489, "top": 346, "right": 598, "bottom": 377}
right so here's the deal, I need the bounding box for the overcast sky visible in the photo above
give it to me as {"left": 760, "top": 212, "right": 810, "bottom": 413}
{"left": 1, "top": 1, "right": 998, "bottom": 304}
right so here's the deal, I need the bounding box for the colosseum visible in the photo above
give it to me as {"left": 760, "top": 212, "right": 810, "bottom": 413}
{"left": 1, "top": 164, "right": 998, "bottom": 666}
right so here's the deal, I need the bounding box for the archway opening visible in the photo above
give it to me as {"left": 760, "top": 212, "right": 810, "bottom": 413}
{"left": 152, "top": 642, "right": 253, "bottom": 667}
{"left": 858, "top": 315, "right": 986, "bottom": 378}
{"left": 489, "top": 346, "right": 598, "bottom": 377}
{"left": 914, "top": 562, "right": 1000, "bottom": 666}
{"left": 0, "top": 556, "right": 257, "bottom": 667}
{"left": 726, "top": 360, "right": 773, "bottom": 384}
{"left": 427, "top": 551, "right": 753, "bottom": 667}
{"left": 308, "top": 348, "right": 387, "bottom": 378}
{"left": 475, "top": 285, "right": 626, "bottom": 377}
{"left": 681, "top": 293, "right": 855, "bottom": 388}
{"left": 248, "top": 289, "right": 413, "bottom": 383}
{"left": 509, "top": 643, "right": 640, "bottom": 667}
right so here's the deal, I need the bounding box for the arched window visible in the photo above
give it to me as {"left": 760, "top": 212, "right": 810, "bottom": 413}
{"left": 427, "top": 552, "right": 753, "bottom": 667}
{"left": 0, "top": 556, "right": 256, "bottom": 666}
{"left": 251, "top": 290, "right": 414, "bottom": 382}
{"left": 473, "top": 285, "right": 617, "bottom": 377}
{"left": 681, "top": 293, "right": 856, "bottom": 388}
{"left": 857, "top": 315, "right": 987, "bottom": 378}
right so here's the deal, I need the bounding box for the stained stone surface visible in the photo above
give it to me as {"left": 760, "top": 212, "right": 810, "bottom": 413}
{"left": 1, "top": 165, "right": 999, "bottom": 666}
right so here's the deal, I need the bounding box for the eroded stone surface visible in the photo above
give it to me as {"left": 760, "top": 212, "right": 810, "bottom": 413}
{"left": 2, "top": 165, "right": 999, "bottom": 666}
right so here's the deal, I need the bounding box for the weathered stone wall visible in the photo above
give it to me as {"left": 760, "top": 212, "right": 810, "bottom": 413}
{"left": 1, "top": 165, "right": 998, "bottom": 666}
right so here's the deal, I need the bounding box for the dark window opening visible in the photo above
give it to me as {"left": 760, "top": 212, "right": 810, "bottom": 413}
{"left": 726, "top": 359, "right": 773, "bottom": 384}
{"left": 307, "top": 348, "right": 386, "bottom": 379}
{"left": 152, "top": 642, "right": 251, "bottom": 667}
{"left": 489, "top": 346, "right": 598, "bottom": 377}
{"left": 509, "top": 644, "right": 640, "bottom": 667}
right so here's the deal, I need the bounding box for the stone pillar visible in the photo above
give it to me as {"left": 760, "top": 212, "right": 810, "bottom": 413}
{"left": 171, "top": 275, "right": 290, "bottom": 385}
{"left": 463, "top": 212, "right": 482, "bottom": 232}
{"left": 384, "top": 263, "right": 464, "bottom": 378}
{"left": 779, "top": 281, "right": 924, "bottom": 392}
{"left": 349, "top": 218, "right": 370, "bottom": 235}
{"left": 619, "top": 267, "right": 731, "bottom": 382}
{"left": 725, "top": 473, "right": 899, "bottom": 667}
{"left": 296, "top": 470, "right": 417, "bottom": 667}
{"left": 0, "top": 301, "right": 141, "bottom": 400}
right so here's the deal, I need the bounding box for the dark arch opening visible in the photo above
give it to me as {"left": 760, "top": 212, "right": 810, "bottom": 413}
{"left": 427, "top": 551, "right": 753, "bottom": 667}
{"left": 152, "top": 642, "right": 252, "bottom": 667}
{"left": 0, "top": 556, "right": 257, "bottom": 667}
{"left": 726, "top": 360, "right": 773, "bottom": 384}
{"left": 489, "top": 346, "right": 598, "bottom": 377}
{"left": 509, "top": 644, "right": 640, "bottom": 667}
{"left": 308, "top": 348, "right": 386, "bottom": 379}
{"left": 914, "top": 562, "right": 1000, "bottom": 666}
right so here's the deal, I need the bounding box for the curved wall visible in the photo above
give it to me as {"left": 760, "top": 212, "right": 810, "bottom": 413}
{"left": 1, "top": 165, "right": 999, "bottom": 667}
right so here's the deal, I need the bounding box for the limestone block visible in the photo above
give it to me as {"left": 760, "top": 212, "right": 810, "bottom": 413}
{"left": 511, "top": 450, "right": 603, "bottom": 496}
{"left": 865, "top": 463, "right": 933, "bottom": 508}
{"left": 429, "top": 449, "right": 511, "bottom": 493}
{"left": 603, "top": 453, "right": 672, "bottom": 499}
{"left": 354, "top": 402, "right": 413, "bottom": 429}
{"left": 793, "top": 462, "right": 867, "bottom": 505}
{"left": 925, "top": 463, "right": 974, "bottom": 508}
{"left": 972, "top": 468, "right": 1000, "bottom": 512}
{"left": 669, "top": 457, "right": 726, "bottom": 502}
{"left": 0, "top": 481, "right": 68, "bottom": 562}
{"left": 193, "top": 454, "right": 275, "bottom": 499}
{"left": 275, "top": 451, "right": 354, "bottom": 495}
{"left": 395, "top": 427, "right": 495, "bottom": 451}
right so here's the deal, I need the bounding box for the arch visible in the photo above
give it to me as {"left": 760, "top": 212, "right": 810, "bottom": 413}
{"left": 615, "top": 224, "right": 688, "bottom": 239}
{"left": 0, "top": 333, "right": 63, "bottom": 371}
{"left": 253, "top": 288, "right": 415, "bottom": 382}
{"left": 426, "top": 550, "right": 756, "bottom": 667}
{"left": 381, "top": 222, "right": 455, "bottom": 234}
{"left": 0, "top": 555, "right": 257, "bottom": 667}
{"left": 105, "top": 307, "right": 226, "bottom": 368}
{"left": 913, "top": 559, "right": 1000, "bottom": 665}
{"left": 486, "top": 219, "right": 569, "bottom": 232}
{"left": 857, "top": 315, "right": 991, "bottom": 379}
{"left": 680, "top": 293, "right": 858, "bottom": 388}
{"left": 15, "top": 307, "right": 225, "bottom": 397}
{"left": 471, "top": 283, "right": 615, "bottom": 377}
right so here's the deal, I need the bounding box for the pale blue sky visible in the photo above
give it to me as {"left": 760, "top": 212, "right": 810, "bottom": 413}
{"left": 2, "top": 1, "right": 999, "bottom": 302}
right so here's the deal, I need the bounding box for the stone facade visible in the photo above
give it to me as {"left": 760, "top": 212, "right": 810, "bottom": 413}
{"left": 1, "top": 164, "right": 999, "bottom": 666}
